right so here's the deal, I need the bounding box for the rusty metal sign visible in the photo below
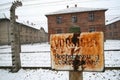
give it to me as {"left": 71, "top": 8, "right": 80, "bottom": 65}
{"left": 50, "top": 32, "right": 104, "bottom": 71}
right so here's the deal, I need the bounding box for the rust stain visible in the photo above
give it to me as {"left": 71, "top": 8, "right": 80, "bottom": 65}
{"left": 50, "top": 32, "right": 104, "bottom": 71}
{"left": 72, "top": 55, "right": 86, "bottom": 71}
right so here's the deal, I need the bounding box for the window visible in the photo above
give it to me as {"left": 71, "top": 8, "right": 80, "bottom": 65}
{"left": 89, "top": 27, "right": 95, "bottom": 32}
{"left": 56, "top": 16, "right": 62, "bottom": 24}
{"left": 88, "top": 12, "right": 94, "bottom": 21}
{"left": 72, "top": 16, "right": 77, "bottom": 23}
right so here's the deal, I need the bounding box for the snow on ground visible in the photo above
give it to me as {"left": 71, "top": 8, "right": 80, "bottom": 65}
{"left": 0, "top": 69, "right": 69, "bottom": 80}
{"left": 21, "top": 52, "right": 51, "bottom": 67}
{"left": 0, "top": 42, "right": 50, "bottom": 53}
{"left": 21, "top": 42, "right": 50, "bottom": 52}
{"left": 0, "top": 45, "right": 11, "bottom": 53}
{"left": 104, "top": 40, "right": 120, "bottom": 50}
{"left": 105, "top": 51, "right": 120, "bottom": 67}
{"left": 0, "top": 40, "right": 120, "bottom": 80}
{"left": 83, "top": 70, "right": 120, "bottom": 80}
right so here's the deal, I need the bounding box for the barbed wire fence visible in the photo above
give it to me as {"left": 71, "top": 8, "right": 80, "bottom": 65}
{"left": 0, "top": 47, "right": 120, "bottom": 80}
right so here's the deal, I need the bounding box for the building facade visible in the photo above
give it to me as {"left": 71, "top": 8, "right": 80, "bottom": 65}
{"left": 46, "top": 6, "right": 107, "bottom": 41}
{"left": 39, "top": 27, "right": 48, "bottom": 42}
{"left": 105, "top": 17, "right": 120, "bottom": 39}
{"left": 0, "top": 18, "right": 48, "bottom": 45}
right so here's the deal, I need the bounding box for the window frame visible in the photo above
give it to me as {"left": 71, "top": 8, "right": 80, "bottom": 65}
{"left": 88, "top": 12, "right": 94, "bottom": 21}
{"left": 72, "top": 16, "right": 77, "bottom": 23}
{"left": 56, "top": 16, "right": 62, "bottom": 24}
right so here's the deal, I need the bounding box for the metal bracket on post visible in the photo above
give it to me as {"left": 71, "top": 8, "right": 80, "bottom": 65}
{"left": 10, "top": 1, "right": 22, "bottom": 72}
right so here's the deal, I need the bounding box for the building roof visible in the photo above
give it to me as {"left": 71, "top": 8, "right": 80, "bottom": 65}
{"left": 0, "top": 18, "right": 39, "bottom": 30}
{"left": 46, "top": 7, "right": 107, "bottom": 16}
{"left": 0, "top": 13, "right": 7, "bottom": 19}
{"left": 106, "top": 16, "right": 120, "bottom": 25}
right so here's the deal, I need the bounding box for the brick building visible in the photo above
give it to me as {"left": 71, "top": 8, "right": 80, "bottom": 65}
{"left": 46, "top": 6, "right": 107, "bottom": 41}
{"left": 0, "top": 18, "right": 48, "bottom": 45}
{"left": 105, "top": 17, "right": 120, "bottom": 39}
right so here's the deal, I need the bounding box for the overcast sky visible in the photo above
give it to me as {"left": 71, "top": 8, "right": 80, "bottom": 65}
{"left": 0, "top": 0, "right": 120, "bottom": 32}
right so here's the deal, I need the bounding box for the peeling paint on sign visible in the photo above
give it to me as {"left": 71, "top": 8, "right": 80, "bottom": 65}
{"left": 50, "top": 32, "right": 104, "bottom": 71}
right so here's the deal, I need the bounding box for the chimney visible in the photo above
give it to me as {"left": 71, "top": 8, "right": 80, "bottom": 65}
{"left": 27, "top": 21, "right": 29, "bottom": 24}
{"left": 67, "top": 5, "right": 69, "bottom": 8}
{"left": 75, "top": 4, "right": 77, "bottom": 7}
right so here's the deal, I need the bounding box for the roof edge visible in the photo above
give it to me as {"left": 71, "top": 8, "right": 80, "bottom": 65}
{"left": 45, "top": 7, "right": 108, "bottom": 16}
